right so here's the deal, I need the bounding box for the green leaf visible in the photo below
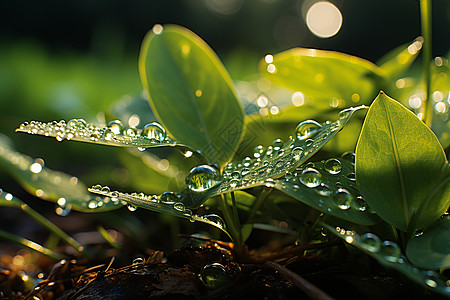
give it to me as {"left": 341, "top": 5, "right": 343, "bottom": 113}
{"left": 139, "top": 24, "right": 244, "bottom": 167}
{"left": 15, "top": 119, "right": 178, "bottom": 149}
{"left": 88, "top": 184, "right": 230, "bottom": 237}
{"left": 183, "top": 106, "right": 365, "bottom": 207}
{"left": 260, "top": 48, "right": 385, "bottom": 105}
{"left": 406, "top": 216, "right": 450, "bottom": 270}
{"left": 325, "top": 224, "right": 450, "bottom": 297}
{"left": 275, "top": 156, "right": 380, "bottom": 225}
{"left": 356, "top": 92, "right": 450, "bottom": 232}
{"left": 0, "top": 134, "right": 123, "bottom": 212}
{"left": 377, "top": 37, "right": 423, "bottom": 81}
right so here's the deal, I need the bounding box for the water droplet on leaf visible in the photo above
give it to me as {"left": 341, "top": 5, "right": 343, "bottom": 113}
{"left": 142, "top": 122, "right": 166, "bottom": 142}
{"left": 203, "top": 214, "right": 225, "bottom": 229}
{"left": 333, "top": 188, "right": 352, "bottom": 210}
{"left": 160, "top": 192, "right": 178, "bottom": 204}
{"left": 360, "top": 233, "right": 381, "bottom": 252}
{"left": 132, "top": 257, "right": 144, "bottom": 264}
{"left": 295, "top": 120, "right": 322, "bottom": 140}
{"left": 380, "top": 240, "right": 401, "bottom": 263}
{"left": 186, "top": 165, "right": 218, "bottom": 192}
{"left": 299, "top": 168, "right": 322, "bottom": 188}
{"left": 324, "top": 158, "right": 342, "bottom": 174}
{"left": 108, "top": 120, "right": 124, "bottom": 135}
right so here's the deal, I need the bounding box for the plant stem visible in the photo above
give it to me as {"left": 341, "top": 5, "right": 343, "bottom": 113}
{"left": 0, "top": 229, "right": 64, "bottom": 260}
{"left": 247, "top": 187, "right": 272, "bottom": 223}
{"left": 219, "top": 194, "right": 243, "bottom": 254}
{"left": 420, "top": 0, "right": 433, "bottom": 127}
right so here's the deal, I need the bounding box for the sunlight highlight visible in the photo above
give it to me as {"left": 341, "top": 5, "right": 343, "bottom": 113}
{"left": 306, "top": 1, "right": 342, "bottom": 38}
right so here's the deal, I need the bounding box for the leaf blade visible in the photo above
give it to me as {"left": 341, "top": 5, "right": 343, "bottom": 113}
{"left": 139, "top": 25, "right": 245, "bottom": 166}
{"left": 355, "top": 92, "right": 450, "bottom": 232}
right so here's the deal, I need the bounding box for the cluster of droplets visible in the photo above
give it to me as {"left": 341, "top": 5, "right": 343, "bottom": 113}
{"left": 335, "top": 227, "right": 450, "bottom": 293}
{"left": 88, "top": 184, "right": 225, "bottom": 229}
{"left": 193, "top": 107, "right": 361, "bottom": 195}
{"left": 275, "top": 154, "right": 370, "bottom": 214}
{"left": 16, "top": 119, "right": 174, "bottom": 148}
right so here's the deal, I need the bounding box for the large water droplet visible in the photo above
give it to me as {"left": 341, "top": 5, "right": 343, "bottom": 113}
{"left": 160, "top": 192, "right": 178, "bottom": 204}
{"left": 186, "top": 165, "right": 218, "bottom": 192}
{"left": 200, "top": 263, "right": 229, "bottom": 288}
{"left": 423, "top": 270, "right": 438, "bottom": 288}
{"left": 291, "top": 147, "right": 303, "bottom": 161}
{"left": 142, "top": 122, "right": 166, "bottom": 142}
{"left": 108, "top": 120, "right": 124, "bottom": 135}
{"left": 380, "top": 240, "right": 401, "bottom": 263}
{"left": 299, "top": 168, "right": 322, "bottom": 188}
{"left": 125, "top": 127, "right": 138, "bottom": 137}
{"left": 333, "top": 188, "right": 352, "bottom": 210}
{"left": 295, "top": 120, "right": 322, "bottom": 140}
{"left": 315, "top": 184, "right": 332, "bottom": 196}
{"left": 203, "top": 214, "right": 225, "bottom": 229}
{"left": 324, "top": 158, "right": 342, "bottom": 174}
{"left": 360, "top": 233, "right": 381, "bottom": 252}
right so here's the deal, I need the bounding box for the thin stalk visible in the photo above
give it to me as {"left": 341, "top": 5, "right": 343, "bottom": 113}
{"left": 230, "top": 192, "right": 243, "bottom": 243}
{"left": 18, "top": 202, "right": 87, "bottom": 256}
{"left": 420, "top": 0, "right": 433, "bottom": 126}
{"left": 0, "top": 229, "right": 64, "bottom": 260}
{"left": 219, "top": 194, "right": 243, "bottom": 254}
{"left": 247, "top": 187, "right": 272, "bottom": 223}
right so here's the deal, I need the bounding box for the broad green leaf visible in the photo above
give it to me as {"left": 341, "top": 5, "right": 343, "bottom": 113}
{"left": 275, "top": 156, "right": 380, "bottom": 225}
{"left": 139, "top": 24, "right": 244, "bottom": 167}
{"left": 15, "top": 119, "right": 178, "bottom": 149}
{"left": 377, "top": 37, "right": 423, "bottom": 81}
{"left": 356, "top": 92, "right": 450, "bottom": 232}
{"left": 88, "top": 184, "right": 229, "bottom": 236}
{"left": 260, "top": 48, "right": 385, "bottom": 105}
{"left": 406, "top": 216, "right": 450, "bottom": 270}
{"left": 0, "top": 134, "right": 123, "bottom": 212}
{"left": 183, "top": 106, "right": 364, "bottom": 207}
{"left": 325, "top": 224, "right": 450, "bottom": 297}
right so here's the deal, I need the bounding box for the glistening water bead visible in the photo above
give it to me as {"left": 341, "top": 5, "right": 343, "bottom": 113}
{"left": 359, "top": 233, "right": 381, "bottom": 252}
{"left": 142, "top": 122, "right": 166, "bottom": 142}
{"left": 324, "top": 158, "right": 342, "bottom": 174}
{"left": 299, "top": 168, "right": 322, "bottom": 188}
{"left": 186, "top": 165, "right": 218, "bottom": 192}
{"left": 333, "top": 188, "right": 352, "bottom": 210}
{"left": 108, "top": 120, "right": 124, "bottom": 135}
{"left": 199, "top": 263, "right": 229, "bottom": 288}
{"left": 295, "top": 120, "right": 322, "bottom": 140}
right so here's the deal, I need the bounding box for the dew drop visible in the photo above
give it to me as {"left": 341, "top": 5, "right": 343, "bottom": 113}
{"left": 203, "top": 214, "right": 225, "bottom": 229}
{"left": 127, "top": 204, "right": 137, "bottom": 211}
{"left": 101, "top": 186, "right": 111, "bottom": 194}
{"left": 360, "top": 233, "right": 381, "bottom": 252}
{"left": 88, "top": 200, "right": 98, "bottom": 209}
{"left": 353, "top": 196, "right": 367, "bottom": 211}
{"left": 242, "top": 157, "right": 252, "bottom": 167}
{"left": 333, "top": 188, "right": 352, "bottom": 210}
{"left": 229, "top": 178, "right": 240, "bottom": 188}
{"left": 272, "top": 139, "right": 284, "bottom": 151}
{"left": 295, "top": 120, "right": 322, "bottom": 140}
{"left": 324, "top": 158, "right": 342, "bottom": 174}
{"left": 142, "top": 122, "right": 166, "bottom": 142}
{"left": 315, "top": 184, "right": 332, "bottom": 196}
{"left": 299, "top": 168, "right": 322, "bottom": 188}
{"left": 200, "top": 263, "right": 229, "bottom": 288}
{"left": 265, "top": 178, "right": 275, "bottom": 188}
{"left": 125, "top": 127, "right": 137, "bottom": 136}
{"left": 241, "top": 168, "right": 250, "bottom": 176}
{"left": 160, "top": 192, "right": 178, "bottom": 204}
{"left": 347, "top": 173, "right": 356, "bottom": 181}
{"left": 132, "top": 257, "right": 145, "bottom": 264}
{"left": 108, "top": 120, "right": 124, "bottom": 135}
{"left": 253, "top": 145, "right": 265, "bottom": 158}
{"left": 174, "top": 202, "right": 185, "bottom": 212}
{"left": 341, "top": 152, "right": 355, "bottom": 164}
{"left": 291, "top": 147, "right": 303, "bottom": 161}
{"left": 186, "top": 165, "right": 218, "bottom": 192}
{"left": 380, "top": 240, "right": 401, "bottom": 263}
{"left": 423, "top": 270, "right": 438, "bottom": 288}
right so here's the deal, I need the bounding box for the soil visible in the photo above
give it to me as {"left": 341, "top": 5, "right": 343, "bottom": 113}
{"left": 0, "top": 239, "right": 445, "bottom": 300}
